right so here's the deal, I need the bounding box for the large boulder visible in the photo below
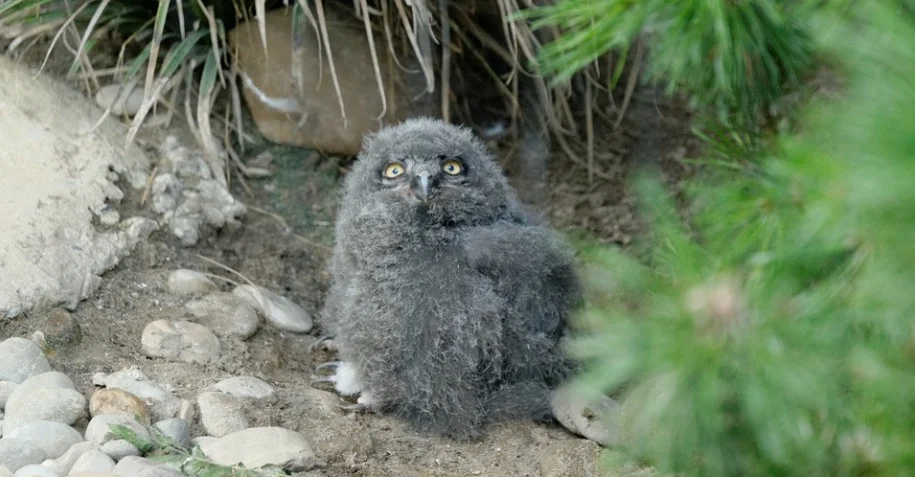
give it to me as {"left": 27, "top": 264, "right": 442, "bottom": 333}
{"left": 228, "top": 5, "right": 436, "bottom": 155}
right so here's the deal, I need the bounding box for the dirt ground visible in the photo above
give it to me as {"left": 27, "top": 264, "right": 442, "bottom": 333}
{"left": 0, "top": 38, "right": 696, "bottom": 477}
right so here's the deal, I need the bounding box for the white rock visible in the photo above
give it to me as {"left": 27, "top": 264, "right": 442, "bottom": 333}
{"left": 232, "top": 285, "right": 313, "bottom": 333}
{"left": 0, "top": 382, "right": 17, "bottom": 410}
{"left": 39, "top": 441, "right": 94, "bottom": 475}
{"left": 0, "top": 438, "right": 47, "bottom": 472}
{"left": 550, "top": 384, "right": 622, "bottom": 447}
{"left": 97, "top": 441, "right": 139, "bottom": 462}
{"left": 84, "top": 414, "right": 150, "bottom": 446}
{"left": 12, "top": 464, "right": 59, "bottom": 477}
{"left": 0, "top": 465, "right": 9, "bottom": 477}
{"left": 140, "top": 320, "right": 221, "bottom": 364}
{"left": 183, "top": 293, "right": 260, "bottom": 339}
{"left": 189, "top": 436, "right": 217, "bottom": 448}
{"left": 0, "top": 339, "right": 51, "bottom": 384}
{"left": 152, "top": 419, "right": 189, "bottom": 448}
{"left": 210, "top": 376, "right": 276, "bottom": 404}
{"left": 17, "top": 465, "right": 62, "bottom": 477}
{"left": 5, "top": 373, "right": 76, "bottom": 412}
{"left": 3, "top": 388, "right": 87, "bottom": 435}
{"left": 200, "top": 427, "right": 317, "bottom": 471}
{"left": 94, "top": 84, "right": 145, "bottom": 117}
{"left": 111, "top": 456, "right": 183, "bottom": 477}
{"left": 69, "top": 473, "right": 118, "bottom": 477}
{"left": 166, "top": 269, "right": 218, "bottom": 297}
{"left": 91, "top": 368, "right": 181, "bottom": 421}
{"left": 196, "top": 392, "right": 248, "bottom": 438}
{"left": 5, "top": 421, "right": 84, "bottom": 459}
{"left": 69, "top": 450, "right": 115, "bottom": 474}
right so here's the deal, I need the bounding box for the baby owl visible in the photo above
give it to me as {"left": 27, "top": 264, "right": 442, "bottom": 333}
{"left": 314, "top": 117, "right": 582, "bottom": 440}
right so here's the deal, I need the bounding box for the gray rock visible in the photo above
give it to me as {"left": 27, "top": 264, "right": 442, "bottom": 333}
{"left": 0, "top": 438, "right": 47, "bottom": 472}
{"left": 111, "top": 456, "right": 184, "bottom": 477}
{"left": 232, "top": 285, "right": 312, "bottom": 333}
{"left": 14, "top": 464, "right": 62, "bottom": 477}
{"left": 196, "top": 392, "right": 248, "bottom": 438}
{"left": 91, "top": 368, "right": 180, "bottom": 421}
{"left": 70, "top": 472, "right": 119, "bottom": 477}
{"left": 140, "top": 320, "right": 220, "bottom": 364}
{"left": 0, "top": 382, "right": 17, "bottom": 409}
{"left": 84, "top": 414, "right": 151, "bottom": 446}
{"left": 210, "top": 376, "right": 276, "bottom": 404}
{"left": 94, "top": 84, "right": 144, "bottom": 117}
{"left": 5, "top": 421, "right": 84, "bottom": 459}
{"left": 0, "top": 339, "right": 51, "bottom": 384}
{"left": 189, "top": 436, "right": 217, "bottom": 448}
{"left": 70, "top": 450, "right": 115, "bottom": 474}
{"left": 40, "top": 441, "right": 94, "bottom": 475}
{"left": 3, "top": 388, "right": 87, "bottom": 435}
{"left": 200, "top": 427, "right": 317, "bottom": 471}
{"left": 183, "top": 293, "right": 260, "bottom": 339}
{"left": 550, "top": 384, "right": 622, "bottom": 447}
{"left": 5, "top": 373, "right": 75, "bottom": 412}
{"left": 98, "top": 441, "right": 139, "bottom": 462}
{"left": 166, "top": 269, "right": 218, "bottom": 297}
{"left": 11, "top": 464, "right": 59, "bottom": 477}
{"left": 152, "top": 419, "right": 189, "bottom": 449}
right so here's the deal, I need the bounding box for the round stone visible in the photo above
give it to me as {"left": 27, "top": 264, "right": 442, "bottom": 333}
{"left": 0, "top": 438, "right": 47, "bottom": 473}
{"left": 210, "top": 376, "right": 276, "bottom": 404}
{"left": 166, "top": 269, "right": 218, "bottom": 297}
{"left": 3, "top": 388, "right": 87, "bottom": 435}
{"left": 183, "top": 292, "right": 260, "bottom": 339}
{"left": 89, "top": 388, "right": 149, "bottom": 424}
{"left": 11, "top": 464, "right": 60, "bottom": 477}
{"left": 200, "top": 427, "right": 317, "bottom": 471}
{"left": 84, "top": 414, "right": 151, "bottom": 446}
{"left": 0, "top": 338, "right": 51, "bottom": 384}
{"left": 5, "top": 372, "right": 76, "bottom": 412}
{"left": 196, "top": 392, "right": 248, "bottom": 438}
{"left": 140, "top": 320, "right": 220, "bottom": 364}
{"left": 98, "top": 440, "right": 140, "bottom": 462}
{"left": 5, "top": 421, "right": 84, "bottom": 459}
{"left": 69, "top": 450, "right": 115, "bottom": 474}
{"left": 232, "top": 285, "right": 313, "bottom": 333}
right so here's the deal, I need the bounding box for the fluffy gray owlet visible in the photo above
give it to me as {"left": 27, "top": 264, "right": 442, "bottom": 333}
{"left": 313, "top": 117, "right": 582, "bottom": 440}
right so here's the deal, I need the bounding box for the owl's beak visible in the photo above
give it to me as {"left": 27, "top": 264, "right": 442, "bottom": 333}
{"left": 410, "top": 170, "right": 435, "bottom": 202}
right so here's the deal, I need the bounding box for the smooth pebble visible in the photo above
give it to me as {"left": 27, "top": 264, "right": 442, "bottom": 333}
{"left": 550, "top": 384, "right": 622, "bottom": 447}
{"left": 40, "top": 441, "right": 94, "bottom": 475}
{"left": 5, "top": 421, "right": 84, "bottom": 459}
{"left": 210, "top": 376, "right": 276, "bottom": 404}
{"left": 88, "top": 389, "right": 149, "bottom": 423}
{"left": 12, "top": 464, "right": 59, "bottom": 477}
{"left": 5, "top": 373, "right": 75, "bottom": 412}
{"left": 153, "top": 418, "right": 189, "bottom": 448}
{"left": 111, "top": 456, "right": 183, "bottom": 477}
{"left": 0, "top": 382, "right": 18, "bottom": 409}
{"left": 183, "top": 293, "right": 260, "bottom": 339}
{"left": 140, "top": 320, "right": 221, "bottom": 364}
{"left": 98, "top": 440, "right": 139, "bottom": 462}
{"left": 84, "top": 414, "right": 151, "bottom": 446}
{"left": 0, "top": 465, "right": 9, "bottom": 477}
{"left": 0, "top": 338, "right": 51, "bottom": 384}
{"left": 200, "top": 427, "right": 317, "bottom": 471}
{"left": 69, "top": 450, "right": 115, "bottom": 474}
{"left": 94, "top": 84, "right": 144, "bottom": 117}
{"left": 232, "top": 285, "right": 313, "bottom": 333}
{"left": 0, "top": 438, "right": 47, "bottom": 472}
{"left": 166, "top": 269, "right": 218, "bottom": 296}
{"left": 91, "top": 368, "right": 181, "bottom": 421}
{"left": 196, "top": 392, "right": 248, "bottom": 438}
{"left": 3, "top": 388, "right": 87, "bottom": 435}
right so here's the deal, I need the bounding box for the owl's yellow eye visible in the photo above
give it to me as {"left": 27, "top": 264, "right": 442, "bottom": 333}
{"left": 442, "top": 160, "right": 463, "bottom": 175}
{"left": 383, "top": 162, "right": 405, "bottom": 178}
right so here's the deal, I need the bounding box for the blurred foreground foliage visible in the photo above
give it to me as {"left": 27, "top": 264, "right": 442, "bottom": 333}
{"left": 556, "top": 0, "right": 915, "bottom": 476}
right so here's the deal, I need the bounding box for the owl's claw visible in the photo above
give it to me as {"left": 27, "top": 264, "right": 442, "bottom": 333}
{"left": 338, "top": 392, "right": 379, "bottom": 413}
{"left": 314, "top": 361, "right": 341, "bottom": 373}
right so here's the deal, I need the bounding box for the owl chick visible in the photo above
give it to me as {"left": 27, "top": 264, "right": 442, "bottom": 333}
{"left": 314, "top": 117, "right": 582, "bottom": 440}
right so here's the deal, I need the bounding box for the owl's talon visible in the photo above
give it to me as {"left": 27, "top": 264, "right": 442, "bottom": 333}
{"left": 314, "top": 361, "right": 341, "bottom": 373}
{"left": 338, "top": 402, "right": 371, "bottom": 412}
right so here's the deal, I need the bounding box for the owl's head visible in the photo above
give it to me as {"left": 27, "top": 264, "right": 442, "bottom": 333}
{"left": 344, "top": 117, "right": 523, "bottom": 226}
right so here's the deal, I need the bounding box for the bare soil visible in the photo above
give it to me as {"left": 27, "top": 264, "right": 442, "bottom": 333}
{"left": 0, "top": 39, "right": 695, "bottom": 477}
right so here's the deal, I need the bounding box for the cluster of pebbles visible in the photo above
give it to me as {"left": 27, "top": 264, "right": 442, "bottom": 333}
{"left": 0, "top": 269, "right": 318, "bottom": 477}
{"left": 1, "top": 267, "right": 621, "bottom": 477}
